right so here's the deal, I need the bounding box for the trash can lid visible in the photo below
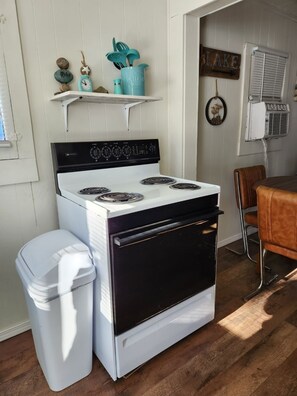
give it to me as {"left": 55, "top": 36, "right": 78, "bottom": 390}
{"left": 16, "top": 229, "right": 96, "bottom": 302}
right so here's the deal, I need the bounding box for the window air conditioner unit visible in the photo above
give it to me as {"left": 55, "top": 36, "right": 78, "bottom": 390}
{"left": 245, "top": 101, "right": 290, "bottom": 141}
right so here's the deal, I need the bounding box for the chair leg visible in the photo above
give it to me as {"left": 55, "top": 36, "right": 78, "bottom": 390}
{"left": 225, "top": 210, "right": 249, "bottom": 255}
{"left": 246, "top": 233, "right": 273, "bottom": 272}
{"left": 244, "top": 242, "right": 278, "bottom": 301}
{"left": 244, "top": 241, "right": 266, "bottom": 301}
{"left": 226, "top": 222, "right": 273, "bottom": 272}
{"left": 225, "top": 237, "right": 257, "bottom": 263}
{"left": 225, "top": 220, "right": 258, "bottom": 263}
{"left": 245, "top": 229, "right": 257, "bottom": 264}
{"left": 249, "top": 235, "right": 259, "bottom": 245}
{"left": 225, "top": 244, "right": 246, "bottom": 256}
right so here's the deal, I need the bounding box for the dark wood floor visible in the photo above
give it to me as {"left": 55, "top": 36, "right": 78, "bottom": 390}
{"left": 1, "top": 239, "right": 297, "bottom": 396}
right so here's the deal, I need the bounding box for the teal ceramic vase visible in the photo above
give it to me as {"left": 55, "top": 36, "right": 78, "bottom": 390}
{"left": 121, "top": 66, "right": 145, "bottom": 96}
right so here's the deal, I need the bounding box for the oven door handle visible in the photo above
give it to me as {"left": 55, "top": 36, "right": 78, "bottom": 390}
{"left": 113, "top": 209, "right": 223, "bottom": 247}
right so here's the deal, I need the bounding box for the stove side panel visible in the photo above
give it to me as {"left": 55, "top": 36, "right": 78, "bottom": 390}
{"left": 56, "top": 195, "right": 117, "bottom": 380}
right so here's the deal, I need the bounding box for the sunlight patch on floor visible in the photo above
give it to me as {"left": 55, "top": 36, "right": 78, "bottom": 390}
{"left": 217, "top": 275, "right": 296, "bottom": 340}
{"left": 218, "top": 293, "right": 272, "bottom": 339}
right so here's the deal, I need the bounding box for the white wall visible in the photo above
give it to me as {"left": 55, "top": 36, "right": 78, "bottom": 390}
{"left": 2, "top": 0, "right": 297, "bottom": 339}
{"left": 0, "top": 0, "right": 168, "bottom": 338}
{"left": 198, "top": 0, "right": 297, "bottom": 244}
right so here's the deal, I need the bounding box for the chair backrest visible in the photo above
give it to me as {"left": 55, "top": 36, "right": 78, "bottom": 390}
{"left": 234, "top": 165, "right": 266, "bottom": 210}
{"left": 257, "top": 185, "right": 297, "bottom": 260}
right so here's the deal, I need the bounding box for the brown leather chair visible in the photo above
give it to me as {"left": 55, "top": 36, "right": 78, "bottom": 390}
{"left": 244, "top": 185, "right": 297, "bottom": 300}
{"left": 227, "top": 165, "right": 266, "bottom": 262}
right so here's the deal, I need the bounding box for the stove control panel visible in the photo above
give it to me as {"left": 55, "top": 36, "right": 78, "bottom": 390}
{"left": 52, "top": 139, "right": 160, "bottom": 172}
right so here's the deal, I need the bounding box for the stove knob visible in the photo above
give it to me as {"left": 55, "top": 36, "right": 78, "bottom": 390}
{"left": 102, "top": 146, "right": 112, "bottom": 159}
{"left": 112, "top": 145, "right": 122, "bottom": 159}
{"left": 149, "top": 143, "right": 156, "bottom": 153}
{"left": 90, "top": 145, "right": 101, "bottom": 161}
{"left": 122, "top": 144, "right": 131, "bottom": 158}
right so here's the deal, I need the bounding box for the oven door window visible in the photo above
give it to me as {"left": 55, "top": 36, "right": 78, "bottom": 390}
{"left": 110, "top": 214, "right": 219, "bottom": 335}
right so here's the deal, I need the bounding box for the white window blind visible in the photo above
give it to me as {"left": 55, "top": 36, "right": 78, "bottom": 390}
{"left": 249, "top": 47, "right": 288, "bottom": 102}
{"left": 0, "top": 38, "right": 17, "bottom": 143}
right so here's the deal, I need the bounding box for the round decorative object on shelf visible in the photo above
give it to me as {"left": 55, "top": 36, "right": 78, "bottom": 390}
{"left": 54, "top": 57, "right": 73, "bottom": 94}
{"left": 54, "top": 69, "right": 73, "bottom": 84}
{"left": 56, "top": 57, "right": 69, "bottom": 69}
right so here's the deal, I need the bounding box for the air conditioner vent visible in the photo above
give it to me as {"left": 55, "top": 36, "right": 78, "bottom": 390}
{"left": 268, "top": 112, "right": 288, "bottom": 137}
{"left": 245, "top": 101, "right": 289, "bottom": 141}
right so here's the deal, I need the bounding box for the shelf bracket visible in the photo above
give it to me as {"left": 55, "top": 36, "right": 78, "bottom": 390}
{"left": 61, "top": 97, "right": 79, "bottom": 131}
{"left": 124, "top": 101, "right": 144, "bottom": 130}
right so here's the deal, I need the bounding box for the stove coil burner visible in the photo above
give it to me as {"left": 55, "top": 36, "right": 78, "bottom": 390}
{"left": 79, "top": 187, "right": 111, "bottom": 195}
{"left": 140, "top": 176, "right": 176, "bottom": 185}
{"left": 169, "top": 183, "right": 201, "bottom": 190}
{"left": 96, "top": 192, "right": 144, "bottom": 203}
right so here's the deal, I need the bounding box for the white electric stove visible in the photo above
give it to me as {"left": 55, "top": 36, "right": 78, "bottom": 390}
{"left": 52, "top": 139, "right": 222, "bottom": 380}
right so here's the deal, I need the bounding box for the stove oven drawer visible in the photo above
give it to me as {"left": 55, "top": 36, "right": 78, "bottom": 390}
{"left": 115, "top": 286, "right": 215, "bottom": 378}
{"left": 110, "top": 209, "right": 221, "bottom": 335}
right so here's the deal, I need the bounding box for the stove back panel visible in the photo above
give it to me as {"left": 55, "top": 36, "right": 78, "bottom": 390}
{"left": 51, "top": 139, "right": 160, "bottom": 174}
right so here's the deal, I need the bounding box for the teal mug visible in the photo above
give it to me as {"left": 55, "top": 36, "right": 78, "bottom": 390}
{"left": 121, "top": 66, "right": 145, "bottom": 96}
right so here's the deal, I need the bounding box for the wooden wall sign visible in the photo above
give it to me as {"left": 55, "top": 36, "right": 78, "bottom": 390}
{"left": 200, "top": 45, "right": 241, "bottom": 80}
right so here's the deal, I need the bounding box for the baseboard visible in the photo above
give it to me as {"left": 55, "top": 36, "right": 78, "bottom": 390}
{"left": 218, "top": 228, "right": 257, "bottom": 248}
{"left": 218, "top": 232, "right": 242, "bottom": 248}
{"left": 0, "top": 320, "right": 31, "bottom": 342}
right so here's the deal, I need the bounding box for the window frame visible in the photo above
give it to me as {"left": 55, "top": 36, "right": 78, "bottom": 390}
{"left": 0, "top": 29, "right": 18, "bottom": 158}
{"left": 237, "top": 43, "right": 288, "bottom": 157}
{"left": 0, "top": 0, "right": 38, "bottom": 186}
{"left": 249, "top": 46, "right": 289, "bottom": 103}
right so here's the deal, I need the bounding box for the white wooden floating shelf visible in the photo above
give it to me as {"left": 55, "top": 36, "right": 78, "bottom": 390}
{"left": 50, "top": 91, "right": 162, "bottom": 131}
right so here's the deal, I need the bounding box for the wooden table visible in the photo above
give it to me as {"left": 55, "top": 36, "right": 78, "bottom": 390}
{"left": 253, "top": 175, "right": 297, "bottom": 192}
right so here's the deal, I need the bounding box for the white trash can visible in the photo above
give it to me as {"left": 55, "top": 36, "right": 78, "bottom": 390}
{"left": 16, "top": 229, "right": 96, "bottom": 392}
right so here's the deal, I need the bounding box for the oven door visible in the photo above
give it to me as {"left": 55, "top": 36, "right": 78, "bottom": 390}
{"left": 110, "top": 209, "right": 222, "bottom": 335}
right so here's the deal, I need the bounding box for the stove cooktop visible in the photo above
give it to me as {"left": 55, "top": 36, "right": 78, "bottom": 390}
{"left": 53, "top": 139, "right": 220, "bottom": 218}
{"left": 57, "top": 164, "right": 220, "bottom": 218}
